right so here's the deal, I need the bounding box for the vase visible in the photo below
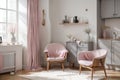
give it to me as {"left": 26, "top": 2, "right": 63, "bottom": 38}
{"left": 0, "top": 36, "right": 2, "bottom": 44}
{"left": 63, "top": 15, "right": 69, "bottom": 23}
{"left": 11, "top": 33, "right": 16, "bottom": 44}
{"left": 73, "top": 16, "right": 79, "bottom": 23}
{"left": 87, "top": 34, "right": 90, "bottom": 42}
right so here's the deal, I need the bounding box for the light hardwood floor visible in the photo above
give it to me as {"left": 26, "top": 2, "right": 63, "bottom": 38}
{"left": 0, "top": 69, "right": 120, "bottom": 80}
{"left": 0, "top": 70, "right": 30, "bottom": 80}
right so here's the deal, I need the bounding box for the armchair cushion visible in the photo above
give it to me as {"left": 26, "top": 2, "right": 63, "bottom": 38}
{"left": 47, "top": 57, "right": 65, "bottom": 61}
{"left": 78, "top": 60, "right": 93, "bottom": 66}
{"left": 44, "top": 43, "right": 68, "bottom": 58}
{"left": 44, "top": 43, "right": 68, "bottom": 71}
{"left": 78, "top": 49, "right": 107, "bottom": 61}
{"left": 78, "top": 51, "right": 94, "bottom": 61}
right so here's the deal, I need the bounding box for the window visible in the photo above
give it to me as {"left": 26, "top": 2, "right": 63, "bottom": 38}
{"left": 0, "top": 0, "right": 18, "bottom": 42}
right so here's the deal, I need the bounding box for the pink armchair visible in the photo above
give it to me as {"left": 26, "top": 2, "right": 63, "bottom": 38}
{"left": 77, "top": 49, "right": 107, "bottom": 80}
{"left": 44, "top": 43, "right": 68, "bottom": 71}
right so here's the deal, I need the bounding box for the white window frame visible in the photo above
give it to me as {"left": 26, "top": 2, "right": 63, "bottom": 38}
{"left": 0, "top": 0, "right": 18, "bottom": 43}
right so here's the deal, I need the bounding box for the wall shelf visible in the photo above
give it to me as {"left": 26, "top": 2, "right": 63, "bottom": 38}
{"left": 59, "top": 23, "right": 88, "bottom": 26}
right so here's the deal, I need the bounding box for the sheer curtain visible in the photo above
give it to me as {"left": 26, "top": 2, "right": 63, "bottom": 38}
{"left": 27, "top": 0, "right": 41, "bottom": 70}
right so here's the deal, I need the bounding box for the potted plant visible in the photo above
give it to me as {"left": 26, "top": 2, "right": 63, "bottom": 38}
{"left": 84, "top": 28, "right": 91, "bottom": 42}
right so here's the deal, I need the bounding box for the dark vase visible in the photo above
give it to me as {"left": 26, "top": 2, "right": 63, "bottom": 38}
{"left": 0, "top": 36, "right": 2, "bottom": 44}
{"left": 63, "top": 15, "right": 69, "bottom": 23}
{"left": 73, "top": 16, "right": 79, "bottom": 23}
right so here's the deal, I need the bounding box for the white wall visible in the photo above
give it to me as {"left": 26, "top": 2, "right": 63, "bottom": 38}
{"left": 39, "top": 0, "right": 51, "bottom": 66}
{"left": 49, "top": 0, "right": 97, "bottom": 48}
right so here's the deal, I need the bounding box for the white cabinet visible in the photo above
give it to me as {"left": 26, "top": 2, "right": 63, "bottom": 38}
{"left": 115, "top": 0, "right": 120, "bottom": 17}
{"left": 101, "top": 0, "right": 114, "bottom": 18}
{"left": 0, "top": 44, "right": 23, "bottom": 73}
{"left": 111, "top": 40, "right": 120, "bottom": 65}
{"left": 101, "top": 0, "right": 120, "bottom": 18}
{"left": 98, "top": 39, "right": 120, "bottom": 70}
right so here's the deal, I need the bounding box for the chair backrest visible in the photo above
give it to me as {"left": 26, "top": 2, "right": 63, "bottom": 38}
{"left": 92, "top": 49, "right": 107, "bottom": 67}
{"left": 44, "top": 43, "right": 68, "bottom": 57}
{"left": 93, "top": 49, "right": 107, "bottom": 59}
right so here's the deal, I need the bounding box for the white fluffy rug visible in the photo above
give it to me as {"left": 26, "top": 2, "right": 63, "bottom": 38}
{"left": 19, "top": 68, "right": 107, "bottom": 80}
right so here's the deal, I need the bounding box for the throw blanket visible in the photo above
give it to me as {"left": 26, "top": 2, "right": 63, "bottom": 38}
{"left": 0, "top": 54, "right": 3, "bottom": 71}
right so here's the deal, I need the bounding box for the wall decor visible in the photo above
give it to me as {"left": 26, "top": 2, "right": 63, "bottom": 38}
{"left": 73, "top": 16, "right": 79, "bottom": 23}
{"left": 63, "top": 15, "right": 69, "bottom": 23}
{"left": 0, "top": 36, "right": 2, "bottom": 44}
{"left": 42, "top": 9, "right": 45, "bottom": 26}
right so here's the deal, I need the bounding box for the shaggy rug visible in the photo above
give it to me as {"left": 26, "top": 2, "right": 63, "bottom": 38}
{"left": 19, "top": 68, "right": 118, "bottom": 80}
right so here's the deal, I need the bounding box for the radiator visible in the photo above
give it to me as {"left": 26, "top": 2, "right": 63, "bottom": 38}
{"left": 0, "top": 51, "right": 16, "bottom": 73}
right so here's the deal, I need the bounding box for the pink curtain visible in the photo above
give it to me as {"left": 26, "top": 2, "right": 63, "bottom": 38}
{"left": 27, "top": 0, "right": 41, "bottom": 70}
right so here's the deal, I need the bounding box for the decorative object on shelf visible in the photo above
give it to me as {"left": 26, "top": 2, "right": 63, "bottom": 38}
{"left": 102, "top": 26, "right": 113, "bottom": 39}
{"left": 83, "top": 17, "right": 88, "bottom": 24}
{"left": 112, "top": 27, "right": 120, "bottom": 40}
{"left": 0, "top": 36, "right": 2, "bottom": 44}
{"left": 70, "top": 17, "right": 73, "bottom": 23}
{"left": 63, "top": 15, "right": 69, "bottom": 23}
{"left": 112, "top": 31, "right": 118, "bottom": 40}
{"left": 42, "top": 9, "right": 45, "bottom": 26}
{"left": 61, "top": 15, "right": 89, "bottom": 25}
{"left": 66, "top": 34, "right": 74, "bottom": 41}
{"left": 73, "top": 16, "right": 79, "bottom": 23}
{"left": 66, "top": 34, "right": 77, "bottom": 41}
{"left": 84, "top": 27, "right": 91, "bottom": 42}
{"left": 9, "top": 24, "right": 16, "bottom": 44}
{"left": 11, "top": 32, "right": 16, "bottom": 44}
{"left": 76, "top": 40, "right": 81, "bottom": 45}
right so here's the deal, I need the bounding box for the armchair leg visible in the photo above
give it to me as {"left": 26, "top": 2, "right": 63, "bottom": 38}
{"left": 47, "top": 61, "right": 50, "bottom": 71}
{"left": 100, "top": 61, "right": 107, "bottom": 79}
{"left": 103, "top": 66, "right": 107, "bottom": 79}
{"left": 79, "top": 65, "right": 82, "bottom": 74}
{"left": 91, "top": 68, "right": 94, "bottom": 80}
{"left": 61, "top": 63, "right": 64, "bottom": 71}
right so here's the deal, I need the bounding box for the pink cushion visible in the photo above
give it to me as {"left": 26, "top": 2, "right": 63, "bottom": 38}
{"left": 78, "top": 51, "right": 94, "bottom": 61}
{"left": 78, "top": 60, "right": 93, "bottom": 66}
{"left": 44, "top": 43, "right": 68, "bottom": 58}
{"left": 47, "top": 57, "right": 65, "bottom": 61}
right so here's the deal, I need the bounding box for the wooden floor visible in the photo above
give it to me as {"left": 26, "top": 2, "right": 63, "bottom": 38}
{"left": 0, "top": 69, "right": 120, "bottom": 80}
{"left": 0, "top": 70, "right": 30, "bottom": 80}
